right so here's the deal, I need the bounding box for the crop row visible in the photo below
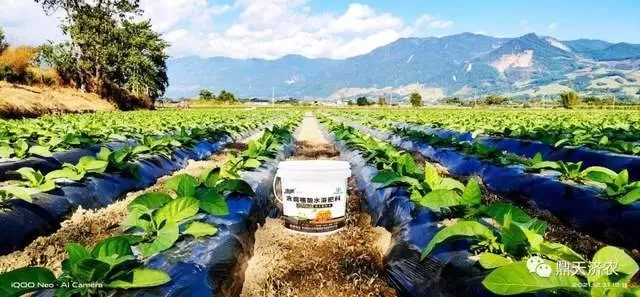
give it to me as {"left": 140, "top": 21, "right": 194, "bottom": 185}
{"left": 334, "top": 113, "right": 640, "bottom": 248}
{"left": 318, "top": 114, "right": 639, "bottom": 297}
{"left": 0, "top": 111, "right": 296, "bottom": 255}
{"left": 332, "top": 111, "right": 640, "bottom": 206}
{"left": 338, "top": 109, "right": 640, "bottom": 156}
{"left": 0, "top": 116, "right": 301, "bottom": 297}
{"left": 0, "top": 109, "right": 279, "bottom": 162}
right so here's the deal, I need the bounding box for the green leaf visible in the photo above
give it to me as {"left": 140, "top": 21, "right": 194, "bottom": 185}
{"left": 422, "top": 221, "right": 495, "bottom": 259}
{"left": 164, "top": 174, "right": 199, "bottom": 197}
{"left": 482, "top": 203, "right": 531, "bottom": 225}
{"left": 216, "top": 179, "right": 255, "bottom": 196}
{"left": 416, "top": 189, "right": 461, "bottom": 211}
{"left": 0, "top": 145, "right": 13, "bottom": 159}
{"left": 590, "top": 246, "right": 639, "bottom": 285}
{"left": 0, "top": 267, "right": 56, "bottom": 297}
{"left": 437, "top": 177, "right": 466, "bottom": 191}
{"left": 154, "top": 196, "right": 199, "bottom": 225}
{"left": 528, "top": 161, "right": 562, "bottom": 171}
{"left": 36, "top": 180, "right": 56, "bottom": 193}
{"left": 0, "top": 186, "right": 32, "bottom": 202}
{"left": 28, "top": 145, "right": 52, "bottom": 158}
{"left": 460, "top": 179, "right": 482, "bottom": 206}
{"left": 200, "top": 167, "right": 220, "bottom": 188}
{"left": 96, "top": 147, "right": 112, "bottom": 161}
{"left": 107, "top": 268, "right": 171, "bottom": 289}
{"left": 13, "top": 139, "right": 29, "bottom": 158}
{"left": 538, "top": 242, "right": 585, "bottom": 262}
{"left": 531, "top": 152, "right": 543, "bottom": 164}
{"left": 424, "top": 162, "right": 442, "bottom": 190}
{"left": 195, "top": 188, "right": 229, "bottom": 216}
{"left": 614, "top": 170, "right": 629, "bottom": 187}
{"left": 132, "top": 145, "right": 151, "bottom": 155}
{"left": 478, "top": 252, "right": 512, "bottom": 269}
{"left": 65, "top": 243, "right": 91, "bottom": 267}
{"left": 378, "top": 175, "right": 422, "bottom": 189}
{"left": 77, "top": 156, "right": 108, "bottom": 173}
{"left": 111, "top": 148, "right": 130, "bottom": 164}
{"left": 501, "top": 213, "right": 529, "bottom": 254}
{"left": 583, "top": 166, "right": 618, "bottom": 183}
{"left": 73, "top": 258, "right": 111, "bottom": 282}
{"left": 618, "top": 188, "right": 640, "bottom": 205}
{"left": 139, "top": 222, "right": 179, "bottom": 257}
{"left": 128, "top": 192, "right": 172, "bottom": 213}
{"left": 184, "top": 221, "right": 218, "bottom": 238}
{"left": 554, "top": 138, "right": 570, "bottom": 147}
{"left": 15, "top": 167, "right": 41, "bottom": 185}
{"left": 91, "top": 236, "right": 133, "bottom": 264}
{"left": 243, "top": 158, "right": 262, "bottom": 169}
{"left": 371, "top": 171, "right": 399, "bottom": 184}
{"left": 45, "top": 167, "right": 83, "bottom": 181}
{"left": 482, "top": 260, "right": 583, "bottom": 295}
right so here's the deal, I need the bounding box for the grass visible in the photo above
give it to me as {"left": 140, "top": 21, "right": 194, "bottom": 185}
{"left": 0, "top": 81, "right": 115, "bottom": 118}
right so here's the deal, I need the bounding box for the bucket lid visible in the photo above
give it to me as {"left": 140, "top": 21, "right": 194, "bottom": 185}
{"left": 277, "top": 160, "right": 350, "bottom": 171}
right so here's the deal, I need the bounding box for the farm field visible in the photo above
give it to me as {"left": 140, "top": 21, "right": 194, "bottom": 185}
{"left": 0, "top": 107, "right": 639, "bottom": 297}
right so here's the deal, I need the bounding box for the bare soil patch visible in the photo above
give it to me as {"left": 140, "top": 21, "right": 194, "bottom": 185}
{"left": 0, "top": 81, "right": 115, "bottom": 118}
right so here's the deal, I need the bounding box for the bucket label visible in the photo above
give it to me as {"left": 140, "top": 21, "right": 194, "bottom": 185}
{"left": 282, "top": 181, "right": 347, "bottom": 233}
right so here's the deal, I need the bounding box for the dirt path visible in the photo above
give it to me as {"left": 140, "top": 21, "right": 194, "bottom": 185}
{"left": 240, "top": 115, "right": 395, "bottom": 297}
{"left": 0, "top": 137, "right": 256, "bottom": 274}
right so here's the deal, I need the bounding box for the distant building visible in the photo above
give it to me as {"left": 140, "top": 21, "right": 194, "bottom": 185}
{"left": 247, "top": 98, "right": 270, "bottom": 105}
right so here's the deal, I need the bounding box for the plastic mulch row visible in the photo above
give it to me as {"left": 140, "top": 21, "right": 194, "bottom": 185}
{"left": 319, "top": 125, "right": 495, "bottom": 297}
{"left": 349, "top": 121, "right": 640, "bottom": 249}
{"left": 397, "top": 123, "right": 640, "bottom": 181}
{"left": 34, "top": 134, "right": 297, "bottom": 297}
{"left": 0, "top": 127, "right": 262, "bottom": 256}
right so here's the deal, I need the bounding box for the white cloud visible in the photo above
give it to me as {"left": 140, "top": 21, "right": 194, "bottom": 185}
{"left": 414, "top": 14, "right": 454, "bottom": 29}
{"left": 0, "top": 0, "right": 455, "bottom": 59}
{"left": 161, "top": 0, "right": 422, "bottom": 59}
{"left": 140, "top": 0, "right": 231, "bottom": 32}
{"left": 0, "top": 0, "right": 65, "bottom": 45}
{"left": 547, "top": 22, "right": 557, "bottom": 32}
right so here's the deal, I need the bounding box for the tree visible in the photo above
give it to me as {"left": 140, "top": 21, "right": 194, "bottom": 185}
{"left": 560, "top": 91, "right": 580, "bottom": 109}
{"left": 377, "top": 96, "right": 388, "bottom": 106}
{"left": 440, "top": 97, "right": 461, "bottom": 105}
{"left": 356, "top": 96, "right": 369, "bottom": 106}
{"left": 409, "top": 92, "right": 422, "bottom": 107}
{"left": 115, "top": 20, "right": 168, "bottom": 99}
{"left": 217, "top": 90, "right": 236, "bottom": 102}
{"left": 40, "top": 41, "right": 80, "bottom": 85}
{"left": 484, "top": 94, "right": 508, "bottom": 105}
{"left": 34, "top": 1, "right": 168, "bottom": 102}
{"left": 0, "top": 28, "right": 8, "bottom": 53}
{"left": 199, "top": 89, "right": 214, "bottom": 100}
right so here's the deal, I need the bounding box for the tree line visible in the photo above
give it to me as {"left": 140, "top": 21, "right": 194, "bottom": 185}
{"left": 0, "top": 0, "right": 169, "bottom": 109}
{"left": 348, "top": 92, "right": 423, "bottom": 107}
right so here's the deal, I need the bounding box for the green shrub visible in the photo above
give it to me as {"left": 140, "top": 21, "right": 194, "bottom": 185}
{"left": 410, "top": 92, "right": 422, "bottom": 107}
{"left": 559, "top": 91, "right": 580, "bottom": 109}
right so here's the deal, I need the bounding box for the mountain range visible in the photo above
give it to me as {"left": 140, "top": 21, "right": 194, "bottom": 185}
{"left": 165, "top": 32, "right": 640, "bottom": 102}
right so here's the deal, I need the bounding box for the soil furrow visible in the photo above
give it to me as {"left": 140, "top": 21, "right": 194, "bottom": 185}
{"left": 240, "top": 115, "right": 395, "bottom": 297}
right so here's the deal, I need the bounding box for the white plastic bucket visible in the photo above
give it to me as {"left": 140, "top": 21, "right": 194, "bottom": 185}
{"left": 273, "top": 160, "right": 351, "bottom": 234}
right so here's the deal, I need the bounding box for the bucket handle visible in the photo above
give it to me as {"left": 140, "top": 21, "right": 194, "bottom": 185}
{"left": 272, "top": 174, "right": 282, "bottom": 204}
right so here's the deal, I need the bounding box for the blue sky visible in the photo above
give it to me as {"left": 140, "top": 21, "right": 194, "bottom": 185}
{"left": 1, "top": 0, "right": 639, "bottom": 59}
{"left": 313, "top": 0, "right": 640, "bottom": 42}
